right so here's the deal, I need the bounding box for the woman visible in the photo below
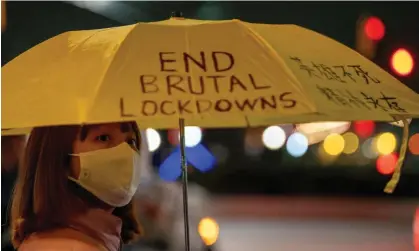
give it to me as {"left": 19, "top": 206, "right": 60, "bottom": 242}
{"left": 10, "top": 122, "right": 148, "bottom": 251}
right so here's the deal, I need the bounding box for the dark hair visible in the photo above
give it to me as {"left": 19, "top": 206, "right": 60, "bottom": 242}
{"left": 1, "top": 135, "right": 26, "bottom": 171}
{"left": 11, "top": 122, "right": 142, "bottom": 248}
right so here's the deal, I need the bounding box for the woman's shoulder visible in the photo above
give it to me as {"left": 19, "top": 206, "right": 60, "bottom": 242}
{"left": 19, "top": 228, "right": 106, "bottom": 251}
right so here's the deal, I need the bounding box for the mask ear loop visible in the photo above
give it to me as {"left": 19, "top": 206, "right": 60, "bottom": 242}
{"left": 384, "top": 118, "right": 409, "bottom": 194}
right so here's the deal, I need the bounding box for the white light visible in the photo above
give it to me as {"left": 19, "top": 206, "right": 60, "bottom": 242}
{"left": 146, "top": 128, "right": 161, "bottom": 152}
{"left": 178, "top": 126, "right": 202, "bottom": 147}
{"left": 262, "top": 126, "right": 286, "bottom": 150}
{"left": 286, "top": 132, "right": 309, "bottom": 157}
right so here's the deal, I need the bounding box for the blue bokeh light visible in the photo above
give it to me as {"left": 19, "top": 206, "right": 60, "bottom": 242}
{"left": 158, "top": 144, "right": 216, "bottom": 181}
{"left": 286, "top": 132, "right": 309, "bottom": 158}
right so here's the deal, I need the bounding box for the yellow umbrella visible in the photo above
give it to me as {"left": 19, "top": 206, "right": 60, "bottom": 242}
{"left": 2, "top": 18, "right": 417, "bottom": 191}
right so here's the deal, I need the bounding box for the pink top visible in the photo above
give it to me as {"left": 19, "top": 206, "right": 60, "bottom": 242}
{"left": 19, "top": 208, "right": 122, "bottom": 251}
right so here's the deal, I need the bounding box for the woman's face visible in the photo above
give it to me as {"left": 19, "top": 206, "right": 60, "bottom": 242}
{"left": 70, "top": 122, "right": 138, "bottom": 179}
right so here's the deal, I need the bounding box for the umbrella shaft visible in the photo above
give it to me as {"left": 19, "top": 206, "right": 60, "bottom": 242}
{"left": 179, "top": 118, "right": 191, "bottom": 251}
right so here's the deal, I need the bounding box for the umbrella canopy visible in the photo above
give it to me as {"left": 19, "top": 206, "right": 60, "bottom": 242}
{"left": 2, "top": 18, "right": 419, "bottom": 133}
{"left": 2, "top": 18, "right": 417, "bottom": 194}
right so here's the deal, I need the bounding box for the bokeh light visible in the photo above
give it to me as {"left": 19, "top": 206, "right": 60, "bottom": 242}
{"left": 286, "top": 132, "right": 308, "bottom": 157}
{"left": 262, "top": 126, "right": 286, "bottom": 150}
{"left": 158, "top": 150, "right": 182, "bottom": 181}
{"left": 158, "top": 144, "right": 216, "bottom": 181}
{"left": 342, "top": 132, "right": 359, "bottom": 154}
{"left": 390, "top": 48, "right": 414, "bottom": 77}
{"left": 353, "top": 121, "right": 375, "bottom": 138}
{"left": 409, "top": 133, "right": 419, "bottom": 155}
{"left": 198, "top": 217, "right": 219, "bottom": 246}
{"left": 323, "top": 133, "right": 345, "bottom": 156}
{"left": 361, "top": 137, "right": 379, "bottom": 159}
{"left": 181, "top": 144, "right": 216, "bottom": 173}
{"left": 375, "top": 132, "right": 397, "bottom": 155}
{"left": 178, "top": 126, "right": 202, "bottom": 147}
{"left": 168, "top": 129, "right": 179, "bottom": 145}
{"left": 376, "top": 153, "right": 398, "bottom": 175}
{"left": 364, "top": 16, "right": 385, "bottom": 41}
{"left": 146, "top": 128, "right": 161, "bottom": 152}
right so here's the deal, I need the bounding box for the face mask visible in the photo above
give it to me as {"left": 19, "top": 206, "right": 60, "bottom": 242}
{"left": 69, "top": 142, "right": 142, "bottom": 207}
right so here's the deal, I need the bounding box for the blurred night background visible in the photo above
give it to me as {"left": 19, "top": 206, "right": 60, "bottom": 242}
{"left": 2, "top": 1, "right": 419, "bottom": 251}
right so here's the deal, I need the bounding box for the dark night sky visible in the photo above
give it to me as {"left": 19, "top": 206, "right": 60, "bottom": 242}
{"left": 2, "top": 1, "right": 419, "bottom": 197}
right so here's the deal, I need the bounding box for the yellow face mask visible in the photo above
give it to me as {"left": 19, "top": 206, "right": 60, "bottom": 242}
{"left": 69, "top": 142, "right": 142, "bottom": 207}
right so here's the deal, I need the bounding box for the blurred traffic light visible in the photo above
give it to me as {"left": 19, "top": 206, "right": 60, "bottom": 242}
{"left": 353, "top": 121, "right": 375, "bottom": 139}
{"left": 363, "top": 16, "right": 385, "bottom": 41}
{"left": 356, "top": 16, "right": 384, "bottom": 59}
{"left": 390, "top": 48, "right": 414, "bottom": 77}
{"left": 357, "top": 15, "right": 416, "bottom": 81}
{"left": 376, "top": 153, "right": 397, "bottom": 175}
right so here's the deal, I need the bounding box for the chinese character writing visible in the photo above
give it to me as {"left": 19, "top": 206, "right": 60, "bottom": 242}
{"left": 337, "top": 90, "right": 371, "bottom": 110}
{"left": 378, "top": 92, "right": 406, "bottom": 113}
{"left": 333, "top": 65, "right": 356, "bottom": 83}
{"left": 312, "top": 63, "right": 345, "bottom": 83}
{"left": 316, "top": 86, "right": 349, "bottom": 107}
{"left": 289, "top": 57, "right": 321, "bottom": 78}
{"left": 360, "top": 92, "right": 388, "bottom": 111}
{"left": 347, "top": 65, "right": 381, "bottom": 84}
{"left": 320, "top": 64, "right": 345, "bottom": 83}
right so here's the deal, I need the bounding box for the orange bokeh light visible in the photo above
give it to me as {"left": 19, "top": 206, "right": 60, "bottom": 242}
{"left": 409, "top": 133, "right": 419, "bottom": 155}
{"left": 376, "top": 153, "right": 398, "bottom": 175}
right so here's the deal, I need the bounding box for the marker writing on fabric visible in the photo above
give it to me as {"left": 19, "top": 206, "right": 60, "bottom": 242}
{"left": 289, "top": 56, "right": 381, "bottom": 85}
{"left": 316, "top": 85, "right": 406, "bottom": 113}
{"left": 119, "top": 51, "right": 298, "bottom": 117}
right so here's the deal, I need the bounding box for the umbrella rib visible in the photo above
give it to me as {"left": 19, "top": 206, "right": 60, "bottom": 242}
{"left": 236, "top": 21, "right": 318, "bottom": 110}
{"left": 64, "top": 28, "right": 116, "bottom": 124}
{"left": 83, "top": 24, "right": 138, "bottom": 124}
